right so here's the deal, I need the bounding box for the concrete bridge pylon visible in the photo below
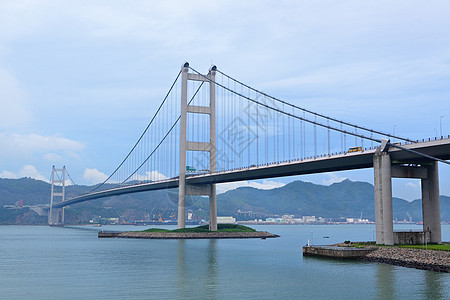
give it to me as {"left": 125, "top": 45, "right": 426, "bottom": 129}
{"left": 178, "top": 63, "right": 217, "bottom": 230}
{"left": 373, "top": 140, "right": 441, "bottom": 245}
{"left": 48, "top": 166, "right": 66, "bottom": 226}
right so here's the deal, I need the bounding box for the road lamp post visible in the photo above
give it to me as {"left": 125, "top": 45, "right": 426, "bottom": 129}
{"left": 440, "top": 116, "right": 444, "bottom": 137}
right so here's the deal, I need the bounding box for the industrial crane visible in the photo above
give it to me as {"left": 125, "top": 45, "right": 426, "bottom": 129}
{"left": 158, "top": 207, "right": 168, "bottom": 222}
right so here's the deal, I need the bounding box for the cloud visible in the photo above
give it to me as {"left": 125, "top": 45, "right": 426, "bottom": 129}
{"left": 128, "top": 171, "right": 168, "bottom": 182}
{"left": 0, "top": 165, "right": 74, "bottom": 185}
{"left": 20, "top": 165, "right": 47, "bottom": 181}
{"left": 322, "top": 173, "right": 347, "bottom": 186}
{"left": 406, "top": 182, "right": 418, "bottom": 188}
{"left": 217, "top": 180, "right": 285, "bottom": 194}
{"left": 299, "top": 173, "right": 348, "bottom": 186}
{"left": 0, "top": 1, "right": 55, "bottom": 41}
{"left": 0, "top": 133, "right": 84, "bottom": 159}
{"left": 0, "top": 1, "right": 228, "bottom": 49}
{"left": 0, "top": 68, "right": 32, "bottom": 130}
{"left": 83, "top": 168, "right": 108, "bottom": 184}
{"left": 391, "top": 179, "right": 422, "bottom": 201}
{"left": 146, "top": 171, "right": 168, "bottom": 181}
{"left": 0, "top": 134, "right": 83, "bottom": 185}
{"left": 0, "top": 165, "right": 48, "bottom": 182}
{"left": 43, "top": 153, "right": 64, "bottom": 162}
{"left": 82, "top": 169, "right": 168, "bottom": 185}
{"left": 0, "top": 170, "right": 16, "bottom": 178}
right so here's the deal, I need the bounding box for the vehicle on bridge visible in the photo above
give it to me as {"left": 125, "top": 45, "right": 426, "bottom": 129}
{"left": 348, "top": 147, "right": 362, "bottom": 153}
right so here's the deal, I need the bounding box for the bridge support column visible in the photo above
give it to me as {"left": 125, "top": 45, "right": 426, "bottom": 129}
{"left": 177, "top": 63, "right": 189, "bottom": 229}
{"left": 49, "top": 208, "right": 64, "bottom": 225}
{"left": 177, "top": 183, "right": 186, "bottom": 229}
{"left": 209, "top": 184, "right": 217, "bottom": 231}
{"left": 374, "top": 139, "right": 442, "bottom": 245}
{"left": 373, "top": 151, "right": 394, "bottom": 245}
{"left": 177, "top": 63, "right": 217, "bottom": 230}
{"left": 186, "top": 184, "right": 217, "bottom": 230}
{"left": 421, "top": 162, "right": 441, "bottom": 244}
{"left": 48, "top": 166, "right": 66, "bottom": 226}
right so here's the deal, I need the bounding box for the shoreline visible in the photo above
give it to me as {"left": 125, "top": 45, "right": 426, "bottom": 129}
{"left": 98, "top": 231, "right": 280, "bottom": 239}
{"left": 303, "top": 244, "right": 450, "bottom": 273}
{"left": 362, "top": 247, "right": 450, "bottom": 273}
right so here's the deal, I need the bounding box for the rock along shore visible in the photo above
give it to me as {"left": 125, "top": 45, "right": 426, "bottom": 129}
{"left": 363, "top": 247, "right": 450, "bottom": 273}
{"left": 98, "top": 231, "right": 279, "bottom": 239}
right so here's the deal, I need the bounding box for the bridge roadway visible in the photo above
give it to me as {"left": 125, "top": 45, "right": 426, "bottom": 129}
{"left": 54, "top": 138, "right": 450, "bottom": 208}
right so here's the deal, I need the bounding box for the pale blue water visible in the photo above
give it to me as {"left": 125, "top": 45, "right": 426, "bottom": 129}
{"left": 0, "top": 224, "right": 449, "bottom": 299}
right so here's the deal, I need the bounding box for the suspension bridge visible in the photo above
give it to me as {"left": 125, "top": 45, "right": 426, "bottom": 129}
{"left": 48, "top": 62, "right": 450, "bottom": 245}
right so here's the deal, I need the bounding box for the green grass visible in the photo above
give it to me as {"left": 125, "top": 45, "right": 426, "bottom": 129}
{"left": 352, "top": 242, "right": 376, "bottom": 248}
{"left": 140, "top": 224, "right": 256, "bottom": 233}
{"left": 140, "top": 228, "right": 171, "bottom": 233}
{"left": 172, "top": 227, "right": 211, "bottom": 233}
{"left": 347, "top": 241, "right": 450, "bottom": 252}
{"left": 335, "top": 242, "right": 376, "bottom": 248}
{"left": 395, "top": 243, "right": 450, "bottom": 251}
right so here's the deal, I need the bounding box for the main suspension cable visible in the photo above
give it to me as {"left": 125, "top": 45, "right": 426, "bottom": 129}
{"left": 120, "top": 82, "right": 205, "bottom": 185}
{"left": 90, "top": 69, "right": 182, "bottom": 193}
{"left": 66, "top": 169, "right": 77, "bottom": 186}
{"left": 189, "top": 66, "right": 382, "bottom": 143}
{"left": 215, "top": 68, "right": 415, "bottom": 143}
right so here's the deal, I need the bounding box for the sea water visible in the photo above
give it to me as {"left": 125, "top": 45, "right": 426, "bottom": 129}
{"left": 0, "top": 224, "right": 449, "bottom": 299}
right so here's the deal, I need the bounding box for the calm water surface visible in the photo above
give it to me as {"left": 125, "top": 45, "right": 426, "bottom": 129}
{"left": 1, "top": 224, "right": 449, "bottom": 299}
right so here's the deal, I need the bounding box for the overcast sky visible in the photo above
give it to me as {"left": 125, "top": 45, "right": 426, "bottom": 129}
{"left": 1, "top": 1, "right": 450, "bottom": 200}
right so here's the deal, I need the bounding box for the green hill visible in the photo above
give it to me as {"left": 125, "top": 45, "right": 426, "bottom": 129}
{"left": 0, "top": 177, "right": 449, "bottom": 224}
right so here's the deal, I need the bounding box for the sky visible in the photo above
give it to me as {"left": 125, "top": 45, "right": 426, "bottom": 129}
{"left": 1, "top": 0, "right": 450, "bottom": 201}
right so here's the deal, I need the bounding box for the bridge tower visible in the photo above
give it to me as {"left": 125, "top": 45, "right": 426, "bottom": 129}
{"left": 374, "top": 140, "right": 441, "bottom": 245}
{"left": 178, "top": 63, "right": 217, "bottom": 230}
{"left": 48, "top": 166, "right": 66, "bottom": 226}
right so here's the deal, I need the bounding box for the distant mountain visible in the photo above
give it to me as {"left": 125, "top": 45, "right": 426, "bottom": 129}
{"left": 0, "top": 177, "right": 449, "bottom": 224}
{"left": 0, "top": 177, "right": 51, "bottom": 205}
{"left": 218, "top": 180, "right": 376, "bottom": 219}
{"left": 217, "top": 179, "right": 450, "bottom": 222}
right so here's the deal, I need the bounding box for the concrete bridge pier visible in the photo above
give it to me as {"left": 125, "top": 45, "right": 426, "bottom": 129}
{"left": 421, "top": 162, "right": 441, "bottom": 244}
{"left": 48, "top": 207, "right": 64, "bottom": 226}
{"left": 374, "top": 145, "right": 442, "bottom": 245}
{"left": 209, "top": 185, "right": 217, "bottom": 231}
{"left": 373, "top": 150, "right": 394, "bottom": 245}
{"left": 185, "top": 184, "right": 217, "bottom": 231}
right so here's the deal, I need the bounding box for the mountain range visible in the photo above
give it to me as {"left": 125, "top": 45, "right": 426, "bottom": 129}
{"left": 0, "top": 177, "right": 449, "bottom": 224}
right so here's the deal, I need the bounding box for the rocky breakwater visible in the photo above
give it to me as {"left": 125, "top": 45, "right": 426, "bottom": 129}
{"left": 363, "top": 247, "right": 450, "bottom": 273}
{"left": 99, "top": 231, "right": 279, "bottom": 239}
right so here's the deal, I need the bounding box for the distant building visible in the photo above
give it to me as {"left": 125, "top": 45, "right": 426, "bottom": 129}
{"left": 329, "top": 217, "right": 347, "bottom": 223}
{"left": 266, "top": 217, "right": 283, "bottom": 223}
{"left": 282, "top": 215, "right": 295, "bottom": 223}
{"left": 302, "top": 216, "right": 317, "bottom": 223}
{"left": 100, "top": 217, "right": 119, "bottom": 224}
{"left": 347, "top": 218, "right": 370, "bottom": 223}
{"left": 3, "top": 205, "right": 17, "bottom": 209}
{"left": 217, "top": 216, "right": 236, "bottom": 224}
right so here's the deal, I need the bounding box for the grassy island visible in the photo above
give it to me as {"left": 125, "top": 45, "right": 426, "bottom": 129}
{"left": 98, "top": 224, "right": 278, "bottom": 240}
{"left": 140, "top": 224, "right": 256, "bottom": 233}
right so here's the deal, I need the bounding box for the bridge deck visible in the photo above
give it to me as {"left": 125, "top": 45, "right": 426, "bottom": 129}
{"left": 54, "top": 138, "right": 450, "bottom": 208}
